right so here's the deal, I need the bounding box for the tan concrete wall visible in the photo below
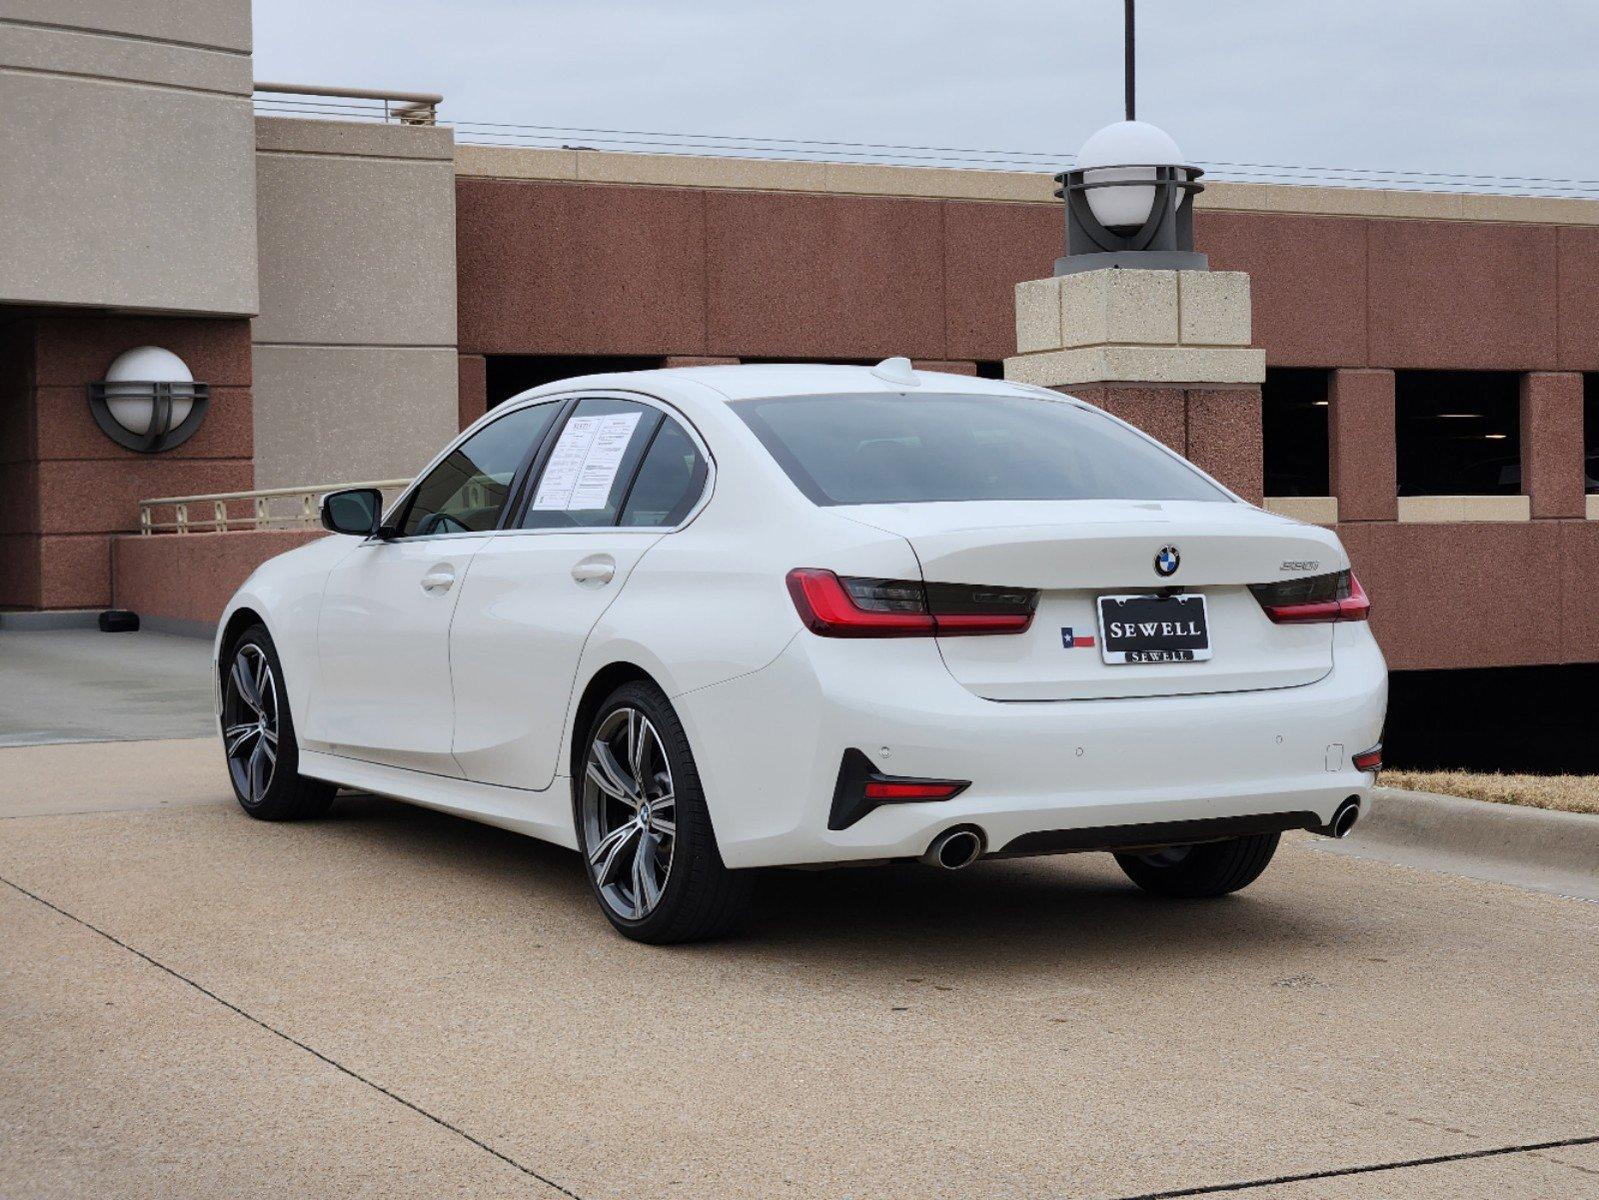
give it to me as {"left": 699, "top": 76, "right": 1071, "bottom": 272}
{"left": 252, "top": 345, "right": 458, "bottom": 487}
{"left": 251, "top": 117, "right": 458, "bottom": 487}
{"left": 0, "top": 1, "right": 257, "bottom": 315}
{"left": 0, "top": 1, "right": 251, "bottom": 49}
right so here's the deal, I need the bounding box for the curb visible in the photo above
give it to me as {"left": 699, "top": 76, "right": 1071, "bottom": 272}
{"left": 1323, "top": 787, "right": 1599, "bottom": 900}
{"left": 0, "top": 610, "right": 101, "bottom": 631}
{"left": 0, "top": 611, "right": 214, "bottom": 640}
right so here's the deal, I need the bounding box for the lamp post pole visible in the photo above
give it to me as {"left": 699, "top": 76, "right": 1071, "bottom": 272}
{"left": 1124, "top": 0, "right": 1135, "bottom": 122}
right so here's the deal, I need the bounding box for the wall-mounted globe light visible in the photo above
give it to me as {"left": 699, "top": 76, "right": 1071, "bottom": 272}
{"left": 87, "top": 346, "right": 210, "bottom": 453}
{"left": 1052, "top": 119, "right": 1207, "bottom": 276}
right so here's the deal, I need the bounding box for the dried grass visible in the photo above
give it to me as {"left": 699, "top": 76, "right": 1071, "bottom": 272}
{"left": 1381, "top": 770, "right": 1599, "bottom": 816}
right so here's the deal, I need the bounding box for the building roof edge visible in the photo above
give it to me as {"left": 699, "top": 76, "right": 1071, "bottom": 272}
{"left": 452, "top": 143, "right": 1599, "bottom": 226}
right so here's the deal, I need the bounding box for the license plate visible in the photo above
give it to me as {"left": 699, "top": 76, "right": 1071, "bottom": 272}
{"left": 1097, "top": 593, "right": 1212, "bottom": 664}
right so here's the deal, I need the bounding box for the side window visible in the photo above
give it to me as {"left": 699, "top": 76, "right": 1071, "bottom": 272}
{"left": 399, "top": 402, "right": 559, "bottom": 537}
{"left": 519, "top": 397, "right": 662, "bottom": 529}
{"left": 620, "top": 418, "right": 707, "bottom": 527}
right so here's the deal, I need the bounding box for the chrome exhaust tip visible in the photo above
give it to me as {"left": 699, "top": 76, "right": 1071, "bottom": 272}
{"left": 1317, "top": 797, "right": 1362, "bottom": 839}
{"left": 922, "top": 827, "right": 985, "bottom": 870}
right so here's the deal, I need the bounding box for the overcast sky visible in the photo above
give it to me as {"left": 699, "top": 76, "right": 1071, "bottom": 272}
{"left": 254, "top": 1, "right": 1598, "bottom": 190}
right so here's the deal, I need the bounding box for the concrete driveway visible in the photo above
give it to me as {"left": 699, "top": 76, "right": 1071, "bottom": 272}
{"left": 3, "top": 734, "right": 1597, "bottom": 1200}
{"left": 0, "top": 628, "right": 215, "bottom": 747}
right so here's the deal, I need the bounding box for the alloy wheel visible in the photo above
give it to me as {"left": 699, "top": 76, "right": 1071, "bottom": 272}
{"left": 223, "top": 643, "right": 279, "bottom": 805}
{"left": 581, "top": 706, "right": 676, "bottom": 921}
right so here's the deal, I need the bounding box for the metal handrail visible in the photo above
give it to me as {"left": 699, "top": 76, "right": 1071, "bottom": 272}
{"left": 253, "top": 82, "right": 442, "bottom": 125}
{"left": 139, "top": 480, "right": 411, "bottom": 535}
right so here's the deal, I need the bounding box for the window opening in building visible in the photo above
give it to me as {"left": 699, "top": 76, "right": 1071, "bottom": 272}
{"left": 1395, "top": 371, "right": 1521, "bottom": 496}
{"left": 484, "top": 356, "right": 663, "bottom": 408}
{"left": 1262, "top": 368, "right": 1330, "bottom": 496}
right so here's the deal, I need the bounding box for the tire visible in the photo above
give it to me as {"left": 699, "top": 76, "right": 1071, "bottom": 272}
{"left": 574, "top": 681, "right": 755, "bottom": 944}
{"left": 220, "top": 625, "right": 336, "bottom": 822}
{"left": 1114, "top": 833, "right": 1280, "bottom": 899}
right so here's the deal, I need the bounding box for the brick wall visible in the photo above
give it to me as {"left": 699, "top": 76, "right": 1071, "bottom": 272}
{"left": 0, "top": 313, "right": 253, "bottom": 610}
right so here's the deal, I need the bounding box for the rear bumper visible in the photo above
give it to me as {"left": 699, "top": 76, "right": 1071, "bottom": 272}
{"left": 676, "top": 623, "right": 1388, "bottom": 869}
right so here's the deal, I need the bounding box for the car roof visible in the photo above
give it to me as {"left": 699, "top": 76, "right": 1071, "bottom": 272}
{"left": 509, "top": 363, "right": 1054, "bottom": 406}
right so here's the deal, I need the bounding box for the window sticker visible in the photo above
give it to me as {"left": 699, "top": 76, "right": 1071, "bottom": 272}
{"left": 532, "top": 411, "right": 642, "bottom": 510}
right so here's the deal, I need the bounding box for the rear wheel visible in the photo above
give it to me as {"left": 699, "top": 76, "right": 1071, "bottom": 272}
{"left": 576, "top": 681, "right": 754, "bottom": 944}
{"left": 221, "top": 626, "right": 335, "bottom": 821}
{"left": 1114, "top": 833, "right": 1279, "bottom": 898}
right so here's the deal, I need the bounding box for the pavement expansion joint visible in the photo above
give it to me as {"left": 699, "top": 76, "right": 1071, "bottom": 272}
{"left": 0, "top": 804, "right": 185, "bottom": 821}
{"left": 0, "top": 872, "right": 586, "bottom": 1200}
{"left": 1102, "top": 1132, "right": 1599, "bottom": 1200}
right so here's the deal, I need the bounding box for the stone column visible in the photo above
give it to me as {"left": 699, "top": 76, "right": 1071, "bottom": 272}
{"left": 1004, "top": 269, "right": 1266, "bottom": 502}
{"left": 1328, "top": 369, "right": 1397, "bottom": 522}
{"left": 1519, "top": 372, "right": 1585, "bottom": 519}
{"left": 252, "top": 116, "right": 459, "bottom": 489}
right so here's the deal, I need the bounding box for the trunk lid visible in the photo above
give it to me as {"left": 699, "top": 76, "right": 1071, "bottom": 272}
{"left": 840, "top": 500, "right": 1343, "bottom": 701}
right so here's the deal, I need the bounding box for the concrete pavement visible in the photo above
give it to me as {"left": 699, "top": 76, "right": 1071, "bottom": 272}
{"left": 2, "top": 737, "right": 1596, "bottom": 1199}
{"left": 0, "top": 629, "right": 215, "bottom": 747}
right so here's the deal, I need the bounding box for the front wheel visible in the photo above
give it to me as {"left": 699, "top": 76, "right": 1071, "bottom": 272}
{"left": 576, "top": 681, "right": 755, "bottom": 943}
{"left": 1114, "top": 833, "right": 1280, "bottom": 898}
{"left": 221, "top": 626, "right": 336, "bottom": 821}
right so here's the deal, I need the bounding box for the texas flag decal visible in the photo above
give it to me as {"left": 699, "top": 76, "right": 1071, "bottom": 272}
{"left": 1061, "top": 627, "right": 1096, "bottom": 649}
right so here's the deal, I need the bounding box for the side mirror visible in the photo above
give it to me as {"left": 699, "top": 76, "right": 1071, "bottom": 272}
{"left": 320, "top": 488, "right": 384, "bottom": 537}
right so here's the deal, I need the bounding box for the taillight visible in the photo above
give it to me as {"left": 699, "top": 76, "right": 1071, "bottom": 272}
{"left": 785, "top": 569, "right": 1037, "bottom": 637}
{"left": 1249, "top": 569, "right": 1370, "bottom": 624}
{"left": 1352, "top": 744, "right": 1383, "bottom": 772}
{"left": 923, "top": 581, "right": 1040, "bottom": 633}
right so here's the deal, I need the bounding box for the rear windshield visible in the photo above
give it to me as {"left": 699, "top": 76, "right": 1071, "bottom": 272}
{"left": 732, "top": 392, "right": 1228, "bottom": 506}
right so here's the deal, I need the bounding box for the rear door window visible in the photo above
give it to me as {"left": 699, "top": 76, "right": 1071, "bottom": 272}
{"left": 518, "top": 397, "right": 662, "bottom": 529}
{"left": 732, "top": 392, "right": 1226, "bottom": 505}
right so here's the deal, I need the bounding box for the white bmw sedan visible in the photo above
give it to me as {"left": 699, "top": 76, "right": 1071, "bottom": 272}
{"left": 216, "top": 360, "right": 1387, "bottom": 942}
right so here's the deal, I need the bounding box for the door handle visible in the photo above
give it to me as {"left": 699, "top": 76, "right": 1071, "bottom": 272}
{"left": 420, "top": 568, "right": 456, "bottom": 594}
{"left": 571, "top": 554, "right": 616, "bottom": 587}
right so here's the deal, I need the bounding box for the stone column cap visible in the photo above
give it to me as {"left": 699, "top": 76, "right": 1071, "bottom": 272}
{"left": 1005, "top": 344, "right": 1265, "bottom": 388}
{"left": 1009, "top": 267, "right": 1259, "bottom": 388}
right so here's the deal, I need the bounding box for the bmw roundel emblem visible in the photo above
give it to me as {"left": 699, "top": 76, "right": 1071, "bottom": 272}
{"left": 1155, "top": 545, "right": 1180, "bottom": 577}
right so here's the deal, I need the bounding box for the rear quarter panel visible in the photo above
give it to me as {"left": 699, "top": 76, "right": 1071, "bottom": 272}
{"left": 562, "top": 397, "right": 925, "bottom": 779}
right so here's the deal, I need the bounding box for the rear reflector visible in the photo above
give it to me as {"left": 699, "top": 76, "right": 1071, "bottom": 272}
{"left": 1352, "top": 744, "right": 1383, "bottom": 772}
{"left": 786, "top": 568, "right": 1037, "bottom": 637}
{"left": 1249, "top": 569, "right": 1370, "bottom": 624}
{"left": 830, "top": 748, "right": 971, "bottom": 830}
{"left": 863, "top": 780, "right": 968, "bottom": 801}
